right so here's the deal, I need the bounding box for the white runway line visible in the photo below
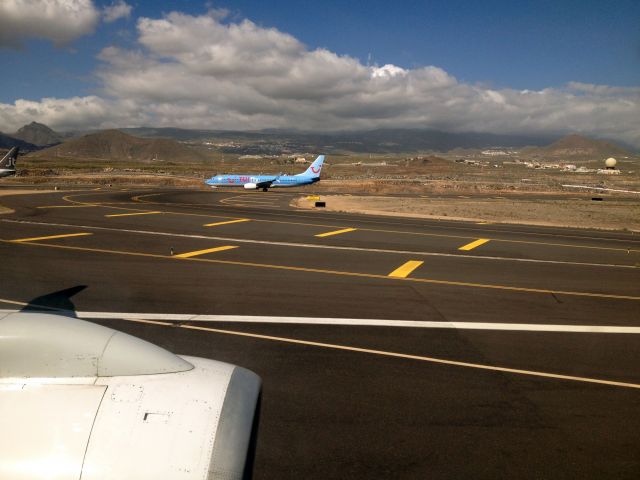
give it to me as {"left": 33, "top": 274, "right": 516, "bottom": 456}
{"left": 1, "top": 307, "right": 639, "bottom": 333}
{"left": 2, "top": 304, "right": 639, "bottom": 389}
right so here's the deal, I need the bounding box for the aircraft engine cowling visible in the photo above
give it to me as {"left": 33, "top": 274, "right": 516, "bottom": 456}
{"left": 0, "top": 312, "right": 262, "bottom": 480}
{"left": 243, "top": 183, "right": 258, "bottom": 190}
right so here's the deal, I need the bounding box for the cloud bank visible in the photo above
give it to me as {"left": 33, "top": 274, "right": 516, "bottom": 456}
{"left": 1, "top": 10, "right": 638, "bottom": 147}
{"left": 0, "top": 0, "right": 99, "bottom": 48}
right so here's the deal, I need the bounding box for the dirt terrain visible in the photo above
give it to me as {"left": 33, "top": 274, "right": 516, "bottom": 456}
{"left": 3, "top": 141, "right": 639, "bottom": 230}
{"left": 293, "top": 194, "right": 640, "bottom": 232}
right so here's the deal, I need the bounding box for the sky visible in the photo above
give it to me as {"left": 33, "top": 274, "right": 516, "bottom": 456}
{"left": 0, "top": 0, "right": 639, "bottom": 146}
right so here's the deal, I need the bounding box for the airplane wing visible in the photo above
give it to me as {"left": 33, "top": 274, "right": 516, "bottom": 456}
{"left": 255, "top": 176, "right": 279, "bottom": 189}
{"left": 0, "top": 311, "right": 261, "bottom": 480}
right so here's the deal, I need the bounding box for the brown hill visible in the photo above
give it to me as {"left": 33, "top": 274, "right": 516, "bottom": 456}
{"left": 12, "top": 121, "right": 63, "bottom": 146}
{"left": 526, "top": 134, "right": 629, "bottom": 157}
{"left": 29, "top": 129, "right": 207, "bottom": 162}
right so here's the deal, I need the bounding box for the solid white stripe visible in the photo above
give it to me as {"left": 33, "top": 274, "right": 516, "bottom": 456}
{"left": 0, "top": 308, "right": 637, "bottom": 334}
{"left": 562, "top": 184, "right": 640, "bottom": 195}
{"left": 1, "top": 218, "right": 636, "bottom": 269}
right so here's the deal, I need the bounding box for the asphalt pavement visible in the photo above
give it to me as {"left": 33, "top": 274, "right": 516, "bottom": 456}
{"left": 1, "top": 187, "right": 639, "bottom": 479}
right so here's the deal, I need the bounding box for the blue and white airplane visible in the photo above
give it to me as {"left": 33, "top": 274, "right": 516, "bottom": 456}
{"left": 205, "top": 155, "right": 324, "bottom": 191}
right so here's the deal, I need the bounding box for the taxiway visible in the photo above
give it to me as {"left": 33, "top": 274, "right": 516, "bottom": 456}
{"left": 1, "top": 188, "right": 639, "bottom": 479}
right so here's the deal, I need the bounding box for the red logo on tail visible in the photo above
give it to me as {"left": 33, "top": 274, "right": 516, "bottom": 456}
{"left": 311, "top": 165, "right": 321, "bottom": 174}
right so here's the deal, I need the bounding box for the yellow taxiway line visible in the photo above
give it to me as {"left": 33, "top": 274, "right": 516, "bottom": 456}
{"left": 105, "top": 211, "right": 162, "bottom": 218}
{"left": 63, "top": 192, "right": 640, "bottom": 254}
{"left": 0, "top": 295, "right": 638, "bottom": 389}
{"left": 36, "top": 205, "right": 97, "bottom": 209}
{"left": 459, "top": 238, "right": 491, "bottom": 251}
{"left": 174, "top": 245, "right": 238, "bottom": 258}
{"left": 203, "top": 218, "right": 251, "bottom": 227}
{"left": 315, "top": 227, "right": 357, "bottom": 238}
{"left": 11, "top": 232, "right": 92, "bottom": 243}
{"left": 3, "top": 239, "right": 638, "bottom": 301}
{"left": 151, "top": 319, "right": 640, "bottom": 390}
{"left": 388, "top": 260, "right": 424, "bottom": 278}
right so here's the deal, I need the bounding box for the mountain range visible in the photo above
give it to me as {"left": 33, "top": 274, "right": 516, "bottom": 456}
{"left": 522, "top": 134, "right": 629, "bottom": 157}
{"left": 0, "top": 132, "right": 37, "bottom": 150}
{"left": 28, "top": 129, "right": 207, "bottom": 162}
{"left": 0, "top": 122, "right": 634, "bottom": 158}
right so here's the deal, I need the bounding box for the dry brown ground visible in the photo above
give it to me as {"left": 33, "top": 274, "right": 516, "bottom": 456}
{"left": 3, "top": 174, "right": 203, "bottom": 188}
{"left": 293, "top": 195, "right": 640, "bottom": 232}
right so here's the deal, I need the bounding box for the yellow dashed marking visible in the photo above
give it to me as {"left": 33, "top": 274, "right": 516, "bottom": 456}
{"left": 388, "top": 260, "right": 424, "bottom": 278}
{"left": 2, "top": 239, "right": 638, "bottom": 300}
{"left": 315, "top": 227, "right": 357, "bottom": 238}
{"left": 105, "top": 211, "right": 162, "bottom": 218}
{"left": 37, "top": 205, "right": 97, "bottom": 209}
{"left": 459, "top": 238, "right": 491, "bottom": 251}
{"left": 174, "top": 246, "right": 238, "bottom": 258}
{"left": 203, "top": 219, "right": 251, "bottom": 227}
{"left": 11, "top": 232, "right": 92, "bottom": 243}
{"left": 66, "top": 192, "right": 638, "bottom": 254}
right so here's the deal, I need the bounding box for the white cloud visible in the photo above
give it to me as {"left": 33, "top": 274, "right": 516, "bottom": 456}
{"left": 0, "top": 96, "right": 146, "bottom": 132}
{"left": 1, "top": 10, "right": 638, "bottom": 147}
{"left": 371, "top": 64, "right": 407, "bottom": 78}
{"left": 103, "top": 0, "right": 131, "bottom": 23}
{"left": 0, "top": 0, "right": 99, "bottom": 48}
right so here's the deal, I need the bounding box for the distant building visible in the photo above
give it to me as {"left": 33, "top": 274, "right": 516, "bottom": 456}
{"left": 481, "top": 150, "right": 508, "bottom": 156}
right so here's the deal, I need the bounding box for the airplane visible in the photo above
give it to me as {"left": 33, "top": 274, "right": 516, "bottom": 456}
{"left": 0, "top": 147, "right": 19, "bottom": 178}
{"left": 0, "top": 309, "right": 261, "bottom": 479}
{"left": 205, "top": 154, "right": 325, "bottom": 191}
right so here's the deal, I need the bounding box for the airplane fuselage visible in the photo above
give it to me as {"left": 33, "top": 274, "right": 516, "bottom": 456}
{"left": 206, "top": 174, "right": 319, "bottom": 188}
{"left": 0, "top": 147, "right": 19, "bottom": 178}
{"left": 205, "top": 154, "right": 325, "bottom": 191}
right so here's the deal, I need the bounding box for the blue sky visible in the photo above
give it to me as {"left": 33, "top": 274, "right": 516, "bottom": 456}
{"left": 0, "top": 0, "right": 638, "bottom": 145}
{"left": 219, "top": 0, "right": 640, "bottom": 88}
{"left": 2, "top": 0, "right": 638, "bottom": 102}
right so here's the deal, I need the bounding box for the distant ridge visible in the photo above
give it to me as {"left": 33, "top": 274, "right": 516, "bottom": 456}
{"left": 123, "top": 127, "right": 560, "bottom": 153}
{"left": 12, "top": 121, "right": 63, "bottom": 147}
{"left": 0, "top": 132, "right": 36, "bottom": 150}
{"left": 30, "top": 129, "right": 207, "bottom": 161}
{"left": 524, "top": 134, "right": 629, "bottom": 157}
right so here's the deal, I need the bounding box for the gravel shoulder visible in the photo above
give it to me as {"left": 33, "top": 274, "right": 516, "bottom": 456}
{"left": 293, "top": 194, "right": 640, "bottom": 232}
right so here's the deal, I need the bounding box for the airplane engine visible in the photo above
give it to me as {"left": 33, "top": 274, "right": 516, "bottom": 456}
{"left": 0, "top": 311, "right": 261, "bottom": 480}
{"left": 243, "top": 183, "right": 258, "bottom": 190}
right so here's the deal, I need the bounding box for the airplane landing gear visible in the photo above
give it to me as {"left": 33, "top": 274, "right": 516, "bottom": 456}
{"left": 262, "top": 188, "right": 268, "bottom": 192}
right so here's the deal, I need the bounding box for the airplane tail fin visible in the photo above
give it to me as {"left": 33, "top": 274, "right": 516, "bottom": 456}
{"left": 0, "top": 147, "right": 19, "bottom": 170}
{"left": 300, "top": 155, "right": 325, "bottom": 177}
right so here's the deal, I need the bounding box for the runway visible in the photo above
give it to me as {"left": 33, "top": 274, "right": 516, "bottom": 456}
{"left": 1, "top": 187, "right": 639, "bottom": 479}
